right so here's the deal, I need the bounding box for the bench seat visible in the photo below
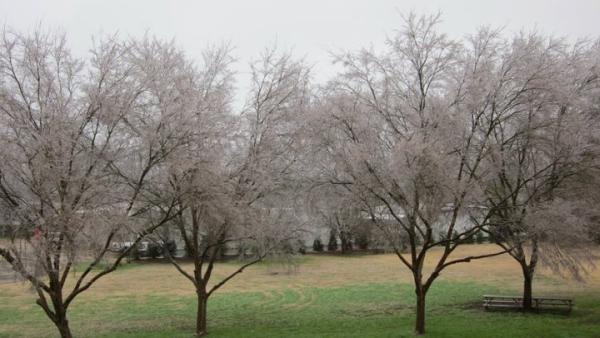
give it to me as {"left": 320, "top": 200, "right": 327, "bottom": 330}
{"left": 483, "top": 295, "right": 573, "bottom": 313}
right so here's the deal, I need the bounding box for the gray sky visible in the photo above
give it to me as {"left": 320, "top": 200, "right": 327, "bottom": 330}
{"left": 2, "top": 0, "right": 600, "bottom": 108}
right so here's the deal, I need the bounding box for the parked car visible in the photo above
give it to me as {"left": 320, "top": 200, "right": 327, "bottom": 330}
{"left": 110, "top": 239, "right": 176, "bottom": 259}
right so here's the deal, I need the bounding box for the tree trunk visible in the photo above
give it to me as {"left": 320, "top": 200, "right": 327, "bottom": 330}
{"left": 519, "top": 243, "right": 538, "bottom": 313}
{"left": 521, "top": 266, "right": 534, "bottom": 311}
{"left": 37, "top": 289, "right": 73, "bottom": 338}
{"left": 415, "top": 288, "right": 426, "bottom": 335}
{"left": 196, "top": 290, "right": 208, "bottom": 337}
{"left": 53, "top": 309, "right": 73, "bottom": 338}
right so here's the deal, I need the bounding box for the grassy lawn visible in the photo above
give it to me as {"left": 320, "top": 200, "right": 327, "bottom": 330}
{"left": 0, "top": 244, "right": 599, "bottom": 337}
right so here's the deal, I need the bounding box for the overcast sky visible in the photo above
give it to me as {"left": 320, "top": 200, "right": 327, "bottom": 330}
{"left": 2, "top": 0, "right": 600, "bottom": 108}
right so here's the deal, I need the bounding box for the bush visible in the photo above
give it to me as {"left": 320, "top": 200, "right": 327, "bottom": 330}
{"left": 147, "top": 242, "right": 163, "bottom": 259}
{"left": 340, "top": 231, "right": 353, "bottom": 253}
{"left": 296, "top": 240, "right": 306, "bottom": 254}
{"left": 312, "top": 238, "right": 324, "bottom": 252}
{"left": 463, "top": 233, "right": 475, "bottom": 244}
{"left": 163, "top": 240, "right": 177, "bottom": 257}
{"left": 327, "top": 229, "right": 338, "bottom": 251}
{"left": 128, "top": 244, "right": 140, "bottom": 262}
{"left": 452, "top": 230, "right": 461, "bottom": 243}
{"left": 475, "top": 232, "right": 486, "bottom": 244}
{"left": 142, "top": 240, "right": 177, "bottom": 259}
{"left": 0, "top": 224, "right": 9, "bottom": 238}
{"left": 355, "top": 232, "right": 369, "bottom": 250}
{"left": 437, "top": 230, "right": 447, "bottom": 245}
{"left": 414, "top": 234, "right": 423, "bottom": 246}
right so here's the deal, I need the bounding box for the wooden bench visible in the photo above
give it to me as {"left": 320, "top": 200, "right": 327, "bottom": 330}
{"left": 483, "top": 295, "right": 573, "bottom": 313}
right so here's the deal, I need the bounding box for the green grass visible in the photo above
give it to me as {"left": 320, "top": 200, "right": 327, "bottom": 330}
{"left": 1, "top": 280, "right": 599, "bottom": 338}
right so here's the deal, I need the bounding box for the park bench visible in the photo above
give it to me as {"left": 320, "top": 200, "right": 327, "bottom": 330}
{"left": 483, "top": 295, "right": 573, "bottom": 313}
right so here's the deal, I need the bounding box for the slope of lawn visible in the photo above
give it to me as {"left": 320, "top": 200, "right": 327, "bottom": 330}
{"left": 0, "top": 244, "right": 599, "bottom": 337}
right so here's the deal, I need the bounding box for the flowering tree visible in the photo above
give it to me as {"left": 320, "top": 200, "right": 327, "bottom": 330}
{"left": 306, "top": 14, "right": 521, "bottom": 334}
{"left": 0, "top": 29, "right": 195, "bottom": 338}
{"left": 161, "top": 46, "right": 311, "bottom": 336}
{"left": 479, "top": 33, "right": 600, "bottom": 310}
{"left": 309, "top": 15, "right": 600, "bottom": 333}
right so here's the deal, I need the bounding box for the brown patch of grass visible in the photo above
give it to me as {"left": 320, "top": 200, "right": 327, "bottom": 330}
{"left": 1, "top": 244, "right": 599, "bottom": 303}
